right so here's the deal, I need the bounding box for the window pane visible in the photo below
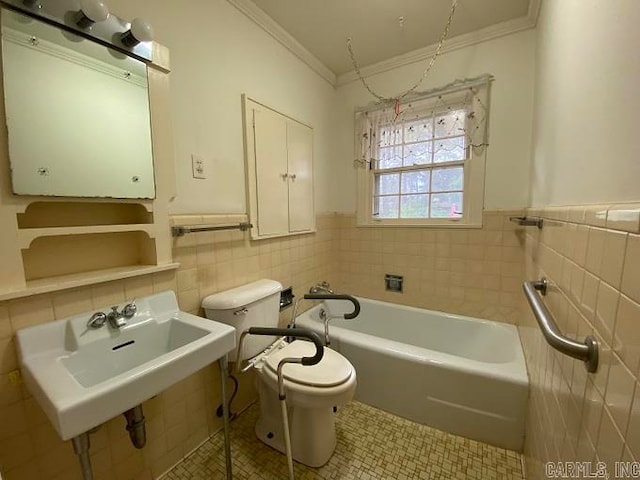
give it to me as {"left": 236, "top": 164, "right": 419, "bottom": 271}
{"left": 378, "top": 125, "right": 402, "bottom": 146}
{"left": 378, "top": 146, "right": 402, "bottom": 169}
{"left": 401, "top": 171, "right": 430, "bottom": 194}
{"left": 375, "top": 196, "right": 399, "bottom": 218}
{"left": 434, "top": 136, "right": 465, "bottom": 163}
{"left": 434, "top": 109, "right": 466, "bottom": 138}
{"left": 403, "top": 142, "right": 432, "bottom": 166}
{"left": 431, "top": 167, "right": 463, "bottom": 192}
{"left": 400, "top": 194, "right": 428, "bottom": 218}
{"left": 375, "top": 173, "right": 400, "bottom": 195}
{"left": 404, "top": 118, "right": 433, "bottom": 143}
{"left": 430, "top": 192, "right": 463, "bottom": 218}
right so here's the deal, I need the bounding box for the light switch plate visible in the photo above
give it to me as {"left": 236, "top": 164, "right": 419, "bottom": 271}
{"left": 191, "top": 154, "right": 206, "bottom": 179}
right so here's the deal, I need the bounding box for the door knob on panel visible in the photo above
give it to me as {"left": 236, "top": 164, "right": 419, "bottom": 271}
{"left": 290, "top": 173, "right": 297, "bottom": 180}
{"left": 280, "top": 173, "right": 289, "bottom": 180}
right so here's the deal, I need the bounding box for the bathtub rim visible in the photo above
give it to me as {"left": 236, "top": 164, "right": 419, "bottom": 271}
{"left": 296, "top": 297, "right": 529, "bottom": 387}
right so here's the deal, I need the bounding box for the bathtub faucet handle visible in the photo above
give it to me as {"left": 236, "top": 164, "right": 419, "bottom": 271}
{"left": 309, "top": 281, "right": 334, "bottom": 295}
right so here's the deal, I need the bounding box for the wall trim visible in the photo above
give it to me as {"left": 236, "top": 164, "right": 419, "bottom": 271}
{"left": 226, "top": 0, "right": 337, "bottom": 86}
{"left": 227, "top": 0, "right": 540, "bottom": 88}
{"left": 527, "top": 201, "right": 640, "bottom": 234}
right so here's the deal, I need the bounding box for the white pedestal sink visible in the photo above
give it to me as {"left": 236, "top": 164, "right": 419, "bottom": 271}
{"left": 15, "top": 290, "right": 236, "bottom": 479}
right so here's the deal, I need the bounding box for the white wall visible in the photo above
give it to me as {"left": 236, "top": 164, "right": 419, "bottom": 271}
{"left": 332, "top": 29, "right": 537, "bottom": 212}
{"left": 108, "top": 0, "right": 338, "bottom": 214}
{"left": 530, "top": 0, "right": 640, "bottom": 206}
{"left": 106, "top": 1, "right": 538, "bottom": 214}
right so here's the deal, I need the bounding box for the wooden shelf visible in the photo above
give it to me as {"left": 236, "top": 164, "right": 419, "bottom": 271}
{"left": 17, "top": 224, "right": 156, "bottom": 249}
{"left": 0, "top": 263, "right": 180, "bottom": 302}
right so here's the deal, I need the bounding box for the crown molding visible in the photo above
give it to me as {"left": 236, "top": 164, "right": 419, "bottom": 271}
{"left": 226, "top": 0, "right": 337, "bottom": 86}
{"left": 227, "top": 0, "right": 541, "bottom": 89}
{"left": 528, "top": 0, "right": 542, "bottom": 28}
{"left": 337, "top": 0, "right": 541, "bottom": 86}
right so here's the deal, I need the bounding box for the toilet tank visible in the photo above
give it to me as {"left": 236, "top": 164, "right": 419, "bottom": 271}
{"left": 201, "top": 279, "right": 283, "bottom": 360}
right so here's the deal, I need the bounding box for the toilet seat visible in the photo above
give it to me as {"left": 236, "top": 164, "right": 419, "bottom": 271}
{"left": 264, "top": 340, "right": 354, "bottom": 388}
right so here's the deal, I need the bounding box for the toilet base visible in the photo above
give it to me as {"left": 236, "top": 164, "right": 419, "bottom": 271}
{"left": 255, "top": 380, "right": 338, "bottom": 467}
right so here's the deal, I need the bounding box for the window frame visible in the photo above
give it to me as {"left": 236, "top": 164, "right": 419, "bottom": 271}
{"left": 356, "top": 97, "right": 486, "bottom": 228}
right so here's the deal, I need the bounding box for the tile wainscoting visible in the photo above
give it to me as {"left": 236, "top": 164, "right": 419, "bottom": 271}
{"left": 519, "top": 203, "right": 640, "bottom": 478}
{"left": 0, "top": 213, "right": 338, "bottom": 480}
{"left": 0, "top": 207, "right": 547, "bottom": 479}
{"left": 333, "top": 210, "right": 528, "bottom": 325}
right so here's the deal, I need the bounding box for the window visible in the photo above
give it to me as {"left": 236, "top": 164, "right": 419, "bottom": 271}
{"left": 355, "top": 76, "right": 492, "bottom": 228}
{"left": 374, "top": 108, "right": 467, "bottom": 220}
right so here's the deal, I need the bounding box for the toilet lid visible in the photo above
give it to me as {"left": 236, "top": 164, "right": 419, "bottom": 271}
{"left": 265, "top": 341, "right": 354, "bottom": 387}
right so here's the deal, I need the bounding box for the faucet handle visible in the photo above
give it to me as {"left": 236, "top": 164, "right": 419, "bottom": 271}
{"left": 122, "top": 301, "right": 137, "bottom": 318}
{"left": 87, "top": 312, "right": 107, "bottom": 329}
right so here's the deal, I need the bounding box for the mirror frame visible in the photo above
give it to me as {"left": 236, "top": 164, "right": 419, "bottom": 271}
{"left": 1, "top": 7, "right": 157, "bottom": 199}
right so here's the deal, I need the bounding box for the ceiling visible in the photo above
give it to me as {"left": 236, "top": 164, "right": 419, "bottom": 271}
{"left": 249, "top": 0, "right": 532, "bottom": 76}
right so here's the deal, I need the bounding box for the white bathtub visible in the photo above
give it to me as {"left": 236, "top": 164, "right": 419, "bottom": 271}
{"left": 296, "top": 297, "right": 529, "bottom": 451}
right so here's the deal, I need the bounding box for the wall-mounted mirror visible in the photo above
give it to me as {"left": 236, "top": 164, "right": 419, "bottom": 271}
{"left": 1, "top": 8, "right": 155, "bottom": 198}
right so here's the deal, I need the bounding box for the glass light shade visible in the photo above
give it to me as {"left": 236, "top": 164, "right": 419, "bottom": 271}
{"left": 130, "top": 17, "right": 153, "bottom": 43}
{"left": 79, "top": 0, "right": 109, "bottom": 22}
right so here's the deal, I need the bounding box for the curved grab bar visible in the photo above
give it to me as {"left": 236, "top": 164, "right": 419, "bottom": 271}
{"left": 247, "top": 327, "right": 324, "bottom": 366}
{"left": 523, "top": 279, "right": 598, "bottom": 373}
{"left": 303, "top": 293, "right": 361, "bottom": 320}
{"left": 238, "top": 327, "right": 324, "bottom": 401}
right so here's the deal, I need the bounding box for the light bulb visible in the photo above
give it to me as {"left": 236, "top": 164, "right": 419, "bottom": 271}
{"left": 121, "top": 17, "right": 154, "bottom": 47}
{"left": 76, "top": 0, "right": 109, "bottom": 28}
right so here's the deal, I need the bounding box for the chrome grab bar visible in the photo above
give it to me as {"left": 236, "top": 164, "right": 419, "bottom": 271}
{"left": 523, "top": 278, "right": 599, "bottom": 373}
{"left": 509, "top": 216, "right": 543, "bottom": 228}
{"left": 172, "top": 222, "right": 252, "bottom": 237}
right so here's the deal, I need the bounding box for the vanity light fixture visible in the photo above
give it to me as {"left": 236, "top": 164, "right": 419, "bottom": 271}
{"left": 1, "top": 0, "right": 153, "bottom": 61}
{"left": 75, "top": 0, "right": 109, "bottom": 28}
{"left": 121, "top": 17, "right": 153, "bottom": 47}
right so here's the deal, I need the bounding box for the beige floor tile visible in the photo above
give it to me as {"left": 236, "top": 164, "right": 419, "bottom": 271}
{"left": 162, "top": 401, "right": 523, "bottom": 480}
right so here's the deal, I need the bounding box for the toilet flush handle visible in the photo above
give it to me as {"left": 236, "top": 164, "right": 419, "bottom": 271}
{"left": 233, "top": 308, "right": 248, "bottom": 316}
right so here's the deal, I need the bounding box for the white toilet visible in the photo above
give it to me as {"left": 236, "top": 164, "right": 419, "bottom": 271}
{"left": 202, "top": 279, "right": 357, "bottom": 467}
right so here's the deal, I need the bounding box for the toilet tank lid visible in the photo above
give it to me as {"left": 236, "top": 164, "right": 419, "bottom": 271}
{"left": 201, "top": 279, "right": 283, "bottom": 310}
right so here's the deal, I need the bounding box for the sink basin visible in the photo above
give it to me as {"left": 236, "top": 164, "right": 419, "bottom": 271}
{"left": 16, "top": 290, "right": 235, "bottom": 441}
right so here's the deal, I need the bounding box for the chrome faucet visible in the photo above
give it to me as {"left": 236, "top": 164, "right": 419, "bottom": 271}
{"left": 309, "top": 281, "right": 334, "bottom": 295}
{"left": 107, "top": 306, "right": 127, "bottom": 329}
{"left": 88, "top": 301, "right": 137, "bottom": 330}
{"left": 108, "top": 302, "right": 137, "bottom": 329}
